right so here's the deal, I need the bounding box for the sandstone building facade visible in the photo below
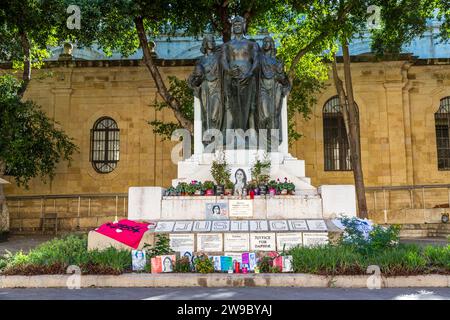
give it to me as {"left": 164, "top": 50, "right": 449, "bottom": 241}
{"left": 3, "top": 55, "right": 450, "bottom": 232}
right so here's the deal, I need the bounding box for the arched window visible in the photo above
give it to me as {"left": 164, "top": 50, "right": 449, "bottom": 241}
{"left": 435, "top": 97, "right": 450, "bottom": 170}
{"left": 90, "top": 117, "right": 120, "bottom": 173}
{"left": 323, "top": 96, "right": 358, "bottom": 171}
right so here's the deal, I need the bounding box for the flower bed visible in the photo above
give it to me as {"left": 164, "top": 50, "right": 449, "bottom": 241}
{"left": 0, "top": 232, "right": 448, "bottom": 276}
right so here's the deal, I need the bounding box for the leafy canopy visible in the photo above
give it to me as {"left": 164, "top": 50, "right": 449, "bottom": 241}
{"left": 0, "top": 75, "right": 78, "bottom": 187}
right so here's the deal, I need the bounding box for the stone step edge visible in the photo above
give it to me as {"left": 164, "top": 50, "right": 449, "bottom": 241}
{"left": 0, "top": 274, "right": 448, "bottom": 288}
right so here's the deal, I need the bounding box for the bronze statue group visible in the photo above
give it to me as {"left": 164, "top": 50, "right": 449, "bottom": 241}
{"left": 188, "top": 16, "right": 291, "bottom": 148}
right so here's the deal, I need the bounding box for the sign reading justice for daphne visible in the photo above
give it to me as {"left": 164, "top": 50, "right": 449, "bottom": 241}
{"left": 229, "top": 199, "right": 253, "bottom": 218}
{"left": 250, "top": 233, "right": 276, "bottom": 251}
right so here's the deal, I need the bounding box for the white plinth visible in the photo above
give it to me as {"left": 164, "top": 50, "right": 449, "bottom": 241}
{"left": 128, "top": 187, "right": 165, "bottom": 221}
{"left": 318, "top": 185, "right": 357, "bottom": 219}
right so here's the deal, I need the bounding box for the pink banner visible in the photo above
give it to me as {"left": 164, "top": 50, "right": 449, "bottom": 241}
{"left": 95, "top": 219, "right": 150, "bottom": 249}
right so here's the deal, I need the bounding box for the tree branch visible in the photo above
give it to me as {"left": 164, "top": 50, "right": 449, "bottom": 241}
{"left": 17, "top": 29, "right": 31, "bottom": 98}
{"left": 288, "top": 2, "right": 353, "bottom": 79}
{"left": 134, "top": 16, "right": 193, "bottom": 133}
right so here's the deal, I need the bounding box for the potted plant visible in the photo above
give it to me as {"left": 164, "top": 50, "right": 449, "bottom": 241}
{"left": 251, "top": 157, "right": 271, "bottom": 195}
{"left": 267, "top": 180, "right": 278, "bottom": 196}
{"left": 175, "top": 182, "right": 188, "bottom": 196}
{"left": 278, "top": 178, "right": 295, "bottom": 195}
{"left": 246, "top": 179, "right": 259, "bottom": 195}
{"left": 185, "top": 181, "right": 200, "bottom": 196}
{"left": 224, "top": 179, "right": 234, "bottom": 196}
{"left": 211, "top": 157, "right": 231, "bottom": 196}
{"left": 202, "top": 180, "right": 215, "bottom": 196}
{"left": 258, "top": 174, "right": 270, "bottom": 195}
{"left": 165, "top": 186, "right": 177, "bottom": 196}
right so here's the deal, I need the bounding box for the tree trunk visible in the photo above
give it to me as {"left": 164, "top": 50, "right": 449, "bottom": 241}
{"left": 17, "top": 30, "right": 31, "bottom": 98}
{"left": 331, "top": 48, "right": 368, "bottom": 219}
{"left": 134, "top": 16, "right": 193, "bottom": 133}
{"left": 0, "top": 161, "right": 9, "bottom": 232}
{"left": 342, "top": 41, "right": 368, "bottom": 219}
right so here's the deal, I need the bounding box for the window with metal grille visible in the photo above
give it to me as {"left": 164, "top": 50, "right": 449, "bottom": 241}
{"left": 323, "top": 96, "right": 358, "bottom": 171}
{"left": 90, "top": 117, "right": 120, "bottom": 173}
{"left": 435, "top": 97, "right": 450, "bottom": 170}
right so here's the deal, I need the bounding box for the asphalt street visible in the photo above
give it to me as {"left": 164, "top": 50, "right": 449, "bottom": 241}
{"left": 0, "top": 287, "right": 449, "bottom": 300}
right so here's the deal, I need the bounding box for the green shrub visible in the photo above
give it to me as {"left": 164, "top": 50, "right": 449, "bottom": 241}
{"left": 423, "top": 245, "right": 450, "bottom": 269}
{"left": 257, "top": 256, "right": 273, "bottom": 273}
{"left": 143, "top": 234, "right": 172, "bottom": 258}
{"left": 340, "top": 217, "right": 400, "bottom": 254}
{"left": 368, "top": 244, "right": 427, "bottom": 275}
{"left": 194, "top": 254, "right": 214, "bottom": 274}
{"left": 289, "top": 245, "right": 365, "bottom": 275}
{"left": 174, "top": 256, "right": 192, "bottom": 273}
{"left": 88, "top": 247, "right": 131, "bottom": 272}
{"left": 1, "top": 234, "right": 132, "bottom": 275}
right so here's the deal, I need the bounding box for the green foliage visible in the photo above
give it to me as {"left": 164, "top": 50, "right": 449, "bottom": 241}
{"left": 0, "top": 75, "right": 78, "bottom": 187}
{"left": 175, "top": 182, "right": 188, "bottom": 194}
{"left": 174, "top": 256, "right": 192, "bottom": 273}
{"left": 148, "top": 76, "right": 194, "bottom": 141}
{"left": 339, "top": 217, "right": 400, "bottom": 254}
{"left": 143, "top": 234, "right": 172, "bottom": 258}
{"left": 251, "top": 157, "right": 271, "bottom": 185}
{"left": 202, "top": 180, "right": 215, "bottom": 191}
{"left": 1, "top": 234, "right": 132, "bottom": 274}
{"left": 210, "top": 158, "right": 231, "bottom": 186}
{"left": 257, "top": 256, "right": 273, "bottom": 273}
{"left": 423, "top": 245, "right": 450, "bottom": 269}
{"left": 194, "top": 254, "right": 214, "bottom": 274}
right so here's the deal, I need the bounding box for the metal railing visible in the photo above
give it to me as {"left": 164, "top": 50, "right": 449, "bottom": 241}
{"left": 365, "top": 184, "right": 450, "bottom": 223}
{"left": 6, "top": 193, "right": 128, "bottom": 232}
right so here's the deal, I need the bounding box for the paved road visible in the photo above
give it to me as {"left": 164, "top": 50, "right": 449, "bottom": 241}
{"left": 0, "top": 287, "right": 449, "bottom": 300}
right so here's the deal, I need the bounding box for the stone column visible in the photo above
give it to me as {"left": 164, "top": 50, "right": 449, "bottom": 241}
{"left": 194, "top": 97, "right": 204, "bottom": 155}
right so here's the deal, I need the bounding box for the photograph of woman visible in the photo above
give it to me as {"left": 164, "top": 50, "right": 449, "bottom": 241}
{"left": 212, "top": 205, "right": 221, "bottom": 215}
{"left": 233, "top": 168, "right": 247, "bottom": 196}
{"left": 162, "top": 256, "right": 174, "bottom": 273}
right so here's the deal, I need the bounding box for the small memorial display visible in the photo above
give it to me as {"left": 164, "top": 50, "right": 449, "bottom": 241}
{"left": 276, "top": 233, "right": 303, "bottom": 251}
{"left": 212, "top": 256, "right": 221, "bottom": 271}
{"left": 220, "top": 256, "right": 233, "bottom": 272}
{"left": 131, "top": 250, "right": 146, "bottom": 271}
{"left": 250, "top": 233, "right": 276, "bottom": 251}
{"left": 282, "top": 255, "right": 294, "bottom": 272}
{"left": 229, "top": 199, "right": 253, "bottom": 218}
{"left": 303, "top": 232, "right": 329, "bottom": 247}
{"left": 197, "top": 233, "right": 223, "bottom": 252}
{"left": 150, "top": 256, "right": 162, "bottom": 273}
{"left": 169, "top": 234, "right": 195, "bottom": 253}
{"left": 224, "top": 233, "right": 250, "bottom": 251}
{"left": 160, "top": 255, "right": 176, "bottom": 273}
{"left": 205, "top": 203, "right": 228, "bottom": 220}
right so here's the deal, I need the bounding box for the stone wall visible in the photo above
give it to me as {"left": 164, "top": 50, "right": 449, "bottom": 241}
{"left": 3, "top": 57, "right": 450, "bottom": 230}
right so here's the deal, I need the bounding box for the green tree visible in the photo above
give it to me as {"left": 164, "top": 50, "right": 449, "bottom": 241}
{"left": 0, "top": 75, "right": 78, "bottom": 233}
{"left": 0, "top": 0, "right": 68, "bottom": 97}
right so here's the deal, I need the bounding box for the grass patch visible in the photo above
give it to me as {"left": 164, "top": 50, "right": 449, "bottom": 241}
{"left": 289, "top": 244, "right": 449, "bottom": 276}
{"left": 0, "top": 234, "right": 131, "bottom": 275}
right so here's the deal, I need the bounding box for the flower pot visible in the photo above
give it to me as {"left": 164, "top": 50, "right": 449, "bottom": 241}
{"left": 224, "top": 188, "right": 233, "bottom": 196}
{"left": 253, "top": 187, "right": 260, "bottom": 196}
{"left": 268, "top": 188, "right": 276, "bottom": 196}
{"left": 194, "top": 190, "right": 202, "bottom": 196}
{"left": 216, "top": 185, "right": 224, "bottom": 196}
{"left": 280, "top": 189, "right": 288, "bottom": 195}
{"left": 288, "top": 190, "right": 295, "bottom": 195}
{"left": 205, "top": 189, "right": 215, "bottom": 196}
{"left": 0, "top": 231, "right": 9, "bottom": 243}
{"left": 259, "top": 185, "right": 267, "bottom": 195}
